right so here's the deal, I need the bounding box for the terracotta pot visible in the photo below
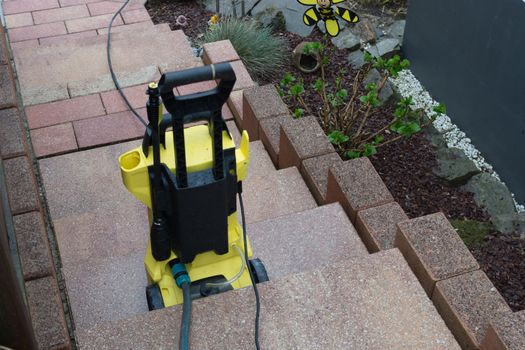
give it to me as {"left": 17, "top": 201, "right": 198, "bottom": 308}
{"left": 292, "top": 42, "right": 321, "bottom": 73}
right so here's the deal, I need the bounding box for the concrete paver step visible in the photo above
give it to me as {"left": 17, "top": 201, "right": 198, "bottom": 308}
{"left": 75, "top": 249, "right": 460, "bottom": 349}
{"left": 61, "top": 203, "right": 367, "bottom": 329}
{"left": 14, "top": 28, "right": 200, "bottom": 105}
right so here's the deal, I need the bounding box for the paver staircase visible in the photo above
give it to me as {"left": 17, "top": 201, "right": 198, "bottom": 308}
{"left": 2, "top": 1, "right": 465, "bottom": 348}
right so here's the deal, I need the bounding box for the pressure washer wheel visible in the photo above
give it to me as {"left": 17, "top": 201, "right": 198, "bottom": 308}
{"left": 248, "top": 258, "right": 269, "bottom": 284}
{"left": 146, "top": 284, "right": 165, "bottom": 311}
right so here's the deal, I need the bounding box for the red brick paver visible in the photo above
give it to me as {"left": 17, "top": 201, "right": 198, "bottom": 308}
{"left": 32, "top": 5, "right": 90, "bottom": 25}
{"left": 11, "top": 40, "right": 39, "bottom": 50}
{"left": 65, "top": 13, "right": 124, "bottom": 33}
{"left": 87, "top": 1, "right": 143, "bottom": 16}
{"left": 100, "top": 84, "right": 148, "bottom": 114}
{"left": 38, "top": 30, "right": 98, "bottom": 45}
{"left": 3, "top": 0, "right": 59, "bottom": 15}
{"left": 5, "top": 13, "right": 34, "bottom": 29}
{"left": 73, "top": 109, "right": 146, "bottom": 148}
{"left": 59, "top": 0, "right": 102, "bottom": 7}
{"left": 9, "top": 22, "right": 67, "bottom": 42}
{"left": 30, "top": 123, "right": 78, "bottom": 158}
{"left": 120, "top": 9, "right": 150, "bottom": 24}
{"left": 26, "top": 94, "right": 105, "bottom": 129}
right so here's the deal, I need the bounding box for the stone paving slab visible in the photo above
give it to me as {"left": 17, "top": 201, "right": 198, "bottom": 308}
{"left": 62, "top": 251, "right": 148, "bottom": 329}
{"left": 76, "top": 249, "right": 460, "bottom": 350}
{"left": 249, "top": 203, "right": 368, "bottom": 280}
{"left": 14, "top": 29, "right": 199, "bottom": 105}
{"left": 39, "top": 141, "right": 149, "bottom": 265}
{"left": 241, "top": 166, "right": 317, "bottom": 224}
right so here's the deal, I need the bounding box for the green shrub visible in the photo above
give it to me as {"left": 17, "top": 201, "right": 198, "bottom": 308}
{"left": 202, "top": 18, "right": 286, "bottom": 82}
{"left": 278, "top": 42, "right": 446, "bottom": 159}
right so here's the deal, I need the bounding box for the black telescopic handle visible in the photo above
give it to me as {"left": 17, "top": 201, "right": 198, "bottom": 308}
{"left": 158, "top": 62, "right": 236, "bottom": 95}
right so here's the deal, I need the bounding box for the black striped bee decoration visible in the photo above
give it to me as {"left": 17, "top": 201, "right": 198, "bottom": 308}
{"left": 298, "top": 0, "right": 359, "bottom": 37}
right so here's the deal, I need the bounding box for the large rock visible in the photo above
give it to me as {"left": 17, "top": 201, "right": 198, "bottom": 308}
{"left": 366, "top": 37, "right": 401, "bottom": 59}
{"left": 434, "top": 147, "right": 481, "bottom": 186}
{"left": 351, "top": 18, "right": 377, "bottom": 43}
{"left": 464, "top": 173, "right": 517, "bottom": 219}
{"left": 491, "top": 212, "right": 525, "bottom": 235}
{"left": 363, "top": 68, "right": 394, "bottom": 104}
{"left": 347, "top": 50, "right": 366, "bottom": 69}
{"left": 387, "top": 20, "right": 406, "bottom": 43}
{"left": 331, "top": 28, "right": 361, "bottom": 51}
{"left": 254, "top": 7, "right": 286, "bottom": 33}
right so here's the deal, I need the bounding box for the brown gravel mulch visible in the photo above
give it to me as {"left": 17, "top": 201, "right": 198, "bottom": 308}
{"left": 146, "top": 1, "right": 524, "bottom": 312}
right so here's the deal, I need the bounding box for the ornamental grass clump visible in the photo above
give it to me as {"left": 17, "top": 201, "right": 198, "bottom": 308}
{"left": 278, "top": 42, "right": 446, "bottom": 159}
{"left": 202, "top": 18, "right": 286, "bottom": 82}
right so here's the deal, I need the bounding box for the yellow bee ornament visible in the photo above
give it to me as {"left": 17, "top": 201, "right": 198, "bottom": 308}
{"left": 298, "top": 0, "right": 359, "bottom": 37}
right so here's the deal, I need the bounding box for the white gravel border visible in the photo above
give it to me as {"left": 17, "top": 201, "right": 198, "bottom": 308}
{"left": 390, "top": 69, "right": 524, "bottom": 213}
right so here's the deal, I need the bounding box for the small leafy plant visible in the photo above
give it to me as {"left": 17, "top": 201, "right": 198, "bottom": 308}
{"left": 278, "top": 42, "right": 446, "bottom": 159}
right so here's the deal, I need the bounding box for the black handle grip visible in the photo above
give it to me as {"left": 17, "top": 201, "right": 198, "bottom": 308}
{"left": 158, "top": 62, "right": 236, "bottom": 94}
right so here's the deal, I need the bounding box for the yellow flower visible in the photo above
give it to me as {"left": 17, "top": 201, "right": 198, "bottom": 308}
{"left": 209, "top": 15, "right": 219, "bottom": 24}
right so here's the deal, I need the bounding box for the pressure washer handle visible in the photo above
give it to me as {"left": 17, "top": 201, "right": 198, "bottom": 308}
{"left": 158, "top": 63, "right": 236, "bottom": 94}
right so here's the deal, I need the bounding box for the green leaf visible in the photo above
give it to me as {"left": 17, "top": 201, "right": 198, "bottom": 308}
{"left": 328, "top": 130, "right": 349, "bottom": 145}
{"left": 362, "top": 143, "right": 377, "bottom": 156}
{"left": 373, "top": 135, "right": 385, "bottom": 144}
{"left": 280, "top": 72, "right": 295, "bottom": 87}
{"left": 336, "top": 89, "right": 348, "bottom": 101}
{"left": 293, "top": 108, "right": 305, "bottom": 119}
{"left": 363, "top": 51, "right": 374, "bottom": 63}
{"left": 365, "top": 82, "right": 377, "bottom": 92}
{"left": 312, "top": 78, "right": 324, "bottom": 92}
{"left": 433, "top": 103, "right": 447, "bottom": 115}
{"left": 400, "top": 59, "right": 410, "bottom": 69}
{"left": 345, "top": 150, "right": 362, "bottom": 159}
{"left": 304, "top": 42, "right": 323, "bottom": 54}
{"left": 289, "top": 83, "right": 304, "bottom": 96}
{"left": 359, "top": 95, "right": 369, "bottom": 104}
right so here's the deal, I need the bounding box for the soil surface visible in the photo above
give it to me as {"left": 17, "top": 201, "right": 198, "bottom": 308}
{"left": 146, "top": 0, "right": 524, "bottom": 312}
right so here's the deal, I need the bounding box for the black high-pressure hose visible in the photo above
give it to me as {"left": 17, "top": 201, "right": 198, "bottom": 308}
{"left": 239, "top": 184, "right": 261, "bottom": 350}
{"left": 180, "top": 282, "right": 192, "bottom": 350}
{"left": 107, "top": 0, "right": 147, "bottom": 127}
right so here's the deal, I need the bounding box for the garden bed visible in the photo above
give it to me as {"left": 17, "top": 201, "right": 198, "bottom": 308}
{"left": 145, "top": 0, "right": 524, "bottom": 312}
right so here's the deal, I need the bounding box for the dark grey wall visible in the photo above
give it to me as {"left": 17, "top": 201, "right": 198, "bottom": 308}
{"left": 403, "top": 0, "right": 525, "bottom": 203}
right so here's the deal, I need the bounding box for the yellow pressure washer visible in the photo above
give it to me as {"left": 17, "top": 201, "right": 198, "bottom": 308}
{"left": 118, "top": 63, "right": 267, "bottom": 348}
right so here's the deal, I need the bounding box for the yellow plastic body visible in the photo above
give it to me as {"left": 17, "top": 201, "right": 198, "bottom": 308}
{"left": 119, "top": 117, "right": 253, "bottom": 307}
